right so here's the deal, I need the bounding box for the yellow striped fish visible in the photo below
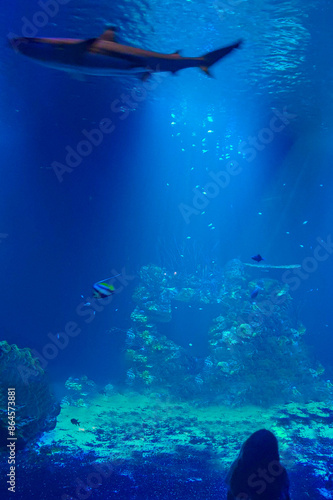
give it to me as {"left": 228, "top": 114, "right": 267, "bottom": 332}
{"left": 93, "top": 274, "right": 120, "bottom": 299}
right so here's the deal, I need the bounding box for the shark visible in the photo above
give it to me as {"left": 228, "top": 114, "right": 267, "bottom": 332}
{"left": 9, "top": 26, "right": 242, "bottom": 80}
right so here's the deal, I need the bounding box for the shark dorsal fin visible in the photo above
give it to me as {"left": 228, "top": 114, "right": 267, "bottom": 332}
{"left": 99, "top": 26, "right": 118, "bottom": 43}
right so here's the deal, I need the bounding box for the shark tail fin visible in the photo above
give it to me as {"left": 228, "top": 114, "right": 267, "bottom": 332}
{"left": 201, "top": 39, "right": 242, "bottom": 75}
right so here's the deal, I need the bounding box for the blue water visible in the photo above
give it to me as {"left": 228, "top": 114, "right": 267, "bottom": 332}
{"left": 1, "top": 0, "right": 333, "bottom": 499}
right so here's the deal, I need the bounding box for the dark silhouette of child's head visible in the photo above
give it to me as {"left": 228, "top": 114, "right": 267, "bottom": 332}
{"left": 226, "top": 429, "right": 290, "bottom": 500}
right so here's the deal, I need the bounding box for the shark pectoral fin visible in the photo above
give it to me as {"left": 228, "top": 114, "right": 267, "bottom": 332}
{"left": 172, "top": 50, "right": 182, "bottom": 56}
{"left": 99, "top": 26, "right": 118, "bottom": 43}
{"left": 200, "top": 66, "right": 214, "bottom": 78}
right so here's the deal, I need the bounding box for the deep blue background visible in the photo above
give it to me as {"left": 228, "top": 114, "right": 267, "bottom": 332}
{"left": 1, "top": 0, "right": 333, "bottom": 387}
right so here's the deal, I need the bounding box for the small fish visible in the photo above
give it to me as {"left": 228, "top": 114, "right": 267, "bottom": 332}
{"left": 124, "top": 343, "right": 144, "bottom": 352}
{"left": 204, "top": 357, "right": 213, "bottom": 369}
{"left": 71, "top": 418, "right": 80, "bottom": 426}
{"left": 251, "top": 287, "right": 260, "bottom": 299}
{"left": 126, "top": 330, "right": 136, "bottom": 340}
{"left": 251, "top": 254, "right": 265, "bottom": 263}
{"left": 93, "top": 274, "right": 120, "bottom": 299}
{"left": 127, "top": 369, "right": 135, "bottom": 380}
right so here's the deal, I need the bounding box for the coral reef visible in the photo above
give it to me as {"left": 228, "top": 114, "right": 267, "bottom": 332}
{"left": 124, "top": 261, "right": 331, "bottom": 407}
{"left": 0, "top": 341, "right": 60, "bottom": 449}
{"left": 224, "top": 258, "right": 246, "bottom": 284}
{"left": 124, "top": 322, "right": 196, "bottom": 393}
{"left": 62, "top": 375, "right": 97, "bottom": 407}
{"left": 205, "top": 273, "right": 331, "bottom": 405}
